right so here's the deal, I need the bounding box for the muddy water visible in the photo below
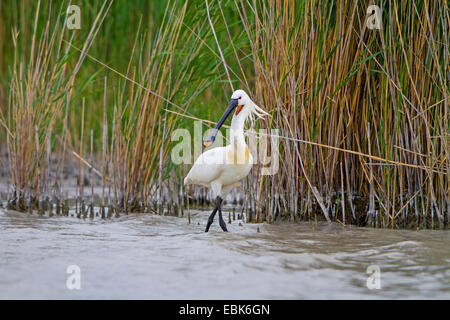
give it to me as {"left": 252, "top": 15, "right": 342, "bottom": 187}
{"left": 0, "top": 208, "right": 449, "bottom": 299}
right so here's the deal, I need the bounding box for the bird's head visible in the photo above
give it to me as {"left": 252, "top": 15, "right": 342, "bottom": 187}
{"left": 231, "top": 89, "right": 269, "bottom": 119}
{"left": 203, "top": 89, "right": 269, "bottom": 147}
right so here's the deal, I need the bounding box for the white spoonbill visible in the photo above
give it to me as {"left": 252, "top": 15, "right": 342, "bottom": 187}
{"left": 184, "top": 89, "right": 269, "bottom": 232}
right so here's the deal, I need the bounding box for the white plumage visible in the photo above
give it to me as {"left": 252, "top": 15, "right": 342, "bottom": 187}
{"left": 184, "top": 89, "right": 268, "bottom": 232}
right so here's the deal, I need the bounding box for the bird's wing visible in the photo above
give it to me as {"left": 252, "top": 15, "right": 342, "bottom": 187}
{"left": 184, "top": 147, "right": 226, "bottom": 185}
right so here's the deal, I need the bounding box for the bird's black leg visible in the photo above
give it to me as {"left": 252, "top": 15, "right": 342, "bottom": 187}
{"left": 218, "top": 204, "right": 228, "bottom": 232}
{"left": 205, "top": 196, "right": 222, "bottom": 232}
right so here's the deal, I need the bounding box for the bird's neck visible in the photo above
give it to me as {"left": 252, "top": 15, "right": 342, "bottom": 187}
{"left": 230, "top": 113, "right": 247, "bottom": 147}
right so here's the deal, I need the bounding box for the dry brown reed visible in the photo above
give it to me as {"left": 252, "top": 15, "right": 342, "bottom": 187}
{"left": 228, "top": 0, "right": 448, "bottom": 228}
{"left": 1, "top": 0, "right": 448, "bottom": 230}
{"left": 107, "top": 1, "right": 210, "bottom": 213}
{"left": 1, "top": 0, "right": 113, "bottom": 211}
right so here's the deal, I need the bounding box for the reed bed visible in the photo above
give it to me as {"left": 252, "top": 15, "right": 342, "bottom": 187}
{"left": 1, "top": 0, "right": 113, "bottom": 212}
{"left": 0, "top": 0, "right": 448, "bottom": 229}
{"left": 227, "top": 0, "right": 449, "bottom": 228}
{"left": 105, "top": 1, "right": 209, "bottom": 214}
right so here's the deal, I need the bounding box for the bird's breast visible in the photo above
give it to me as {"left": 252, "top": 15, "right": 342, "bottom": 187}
{"left": 227, "top": 145, "right": 251, "bottom": 165}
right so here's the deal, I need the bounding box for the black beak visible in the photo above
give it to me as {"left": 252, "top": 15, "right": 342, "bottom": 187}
{"left": 203, "top": 98, "right": 238, "bottom": 147}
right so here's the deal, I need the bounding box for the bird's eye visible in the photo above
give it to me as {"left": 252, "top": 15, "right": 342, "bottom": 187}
{"left": 238, "top": 96, "right": 242, "bottom": 100}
